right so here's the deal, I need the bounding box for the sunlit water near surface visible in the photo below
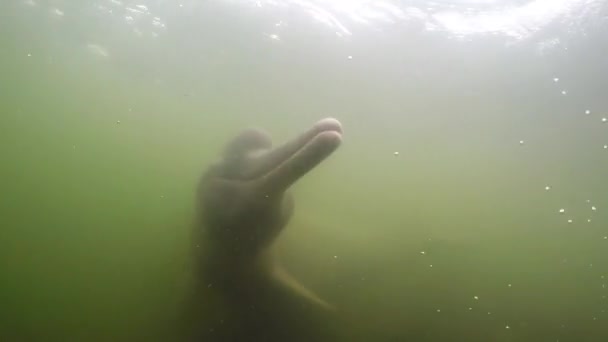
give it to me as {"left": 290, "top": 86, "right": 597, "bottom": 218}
{"left": 1, "top": 0, "right": 608, "bottom": 341}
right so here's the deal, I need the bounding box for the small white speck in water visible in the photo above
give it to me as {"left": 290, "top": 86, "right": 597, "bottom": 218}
{"left": 468, "top": 307, "right": 472, "bottom": 311}
{"left": 519, "top": 140, "right": 525, "bottom": 145}
{"left": 604, "top": 145, "right": 607, "bottom": 149}
{"left": 592, "top": 206, "right": 597, "bottom": 211}
{"left": 347, "top": 55, "right": 353, "bottom": 60}
{"left": 394, "top": 151, "right": 399, "bottom": 156}
{"left": 561, "top": 90, "right": 567, "bottom": 95}
{"left": 116, "top": 120, "right": 121, "bottom": 124}
{"left": 545, "top": 186, "right": 551, "bottom": 191}
{"left": 553, "top": 77, "right": 559, "bottom": 82}
{"left": 87, "top": 43, "right": 109, "bottom": 57}
{"left": 559, "top": 208, "right": 565, "bottom": 213}
{"left": 587, "top": 219, "right": 591, "bottom": 223}
{"left": 429, "top": 264, "right": 433, "bottom": 268}
{"left": 604, "top": 236, "right": 608, "bottom": 240}
{"left": 567, "top": 219, "right": 573, "bottom": 223}
{"left": 420, "top": 251, "right": 426, "bottom": 255}
{"left": 508, "top": 283, "right": 512, "bottom": 287}
{"left": 436, "top": 309, "right": 441, "bottom": 313}
{"left": 585, "top": 110, "right": 591, "bottom": 114}
{"left": 505, "top": 325, "right": 510, "bottom": 329}
{"left": 473, "top": 296, "right": 479, "bottom": 300}
{"left": 27, "top": 53, "right": 32, "bottom": 57}
{"left": 602, "top": 118, "right": 607, "bottom": 122}
{"left": 333, "top": 255, "right": 338, "bottom": 259}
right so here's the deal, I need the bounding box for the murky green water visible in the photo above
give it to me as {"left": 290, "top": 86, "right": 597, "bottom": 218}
{"left": 1, "top": 0, "right": 608, "bottom": 341}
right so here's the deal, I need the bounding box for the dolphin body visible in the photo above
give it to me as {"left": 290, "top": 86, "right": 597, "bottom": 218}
{"left": 185, "top": 118, "right": 343, "bottom": 341}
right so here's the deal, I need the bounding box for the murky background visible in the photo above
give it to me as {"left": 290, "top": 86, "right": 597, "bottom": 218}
{"left": 1, "top": 0, "right": 608, "bottom": 341}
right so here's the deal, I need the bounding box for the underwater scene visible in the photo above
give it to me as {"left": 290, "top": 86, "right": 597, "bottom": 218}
{"left": 1, "top": 0, "right": 608, "bottom": 341}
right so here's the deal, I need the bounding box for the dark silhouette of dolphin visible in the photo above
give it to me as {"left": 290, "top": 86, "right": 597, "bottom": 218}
{"left": 186, "top": 118, "right": 343, "bottom": 341}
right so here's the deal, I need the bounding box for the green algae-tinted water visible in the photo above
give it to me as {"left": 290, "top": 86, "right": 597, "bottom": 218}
{"left": 1, "top": 0, "right": 608, "bottom": 341}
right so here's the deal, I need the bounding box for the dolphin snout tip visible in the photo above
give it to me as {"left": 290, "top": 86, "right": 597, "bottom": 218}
{"left": 315, "top": 117, "right": 343, "bottom": 134}
{"left": 316, "top": 130, "right": 342, "bottom": 148}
